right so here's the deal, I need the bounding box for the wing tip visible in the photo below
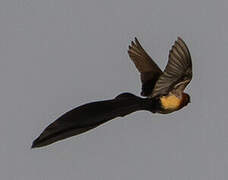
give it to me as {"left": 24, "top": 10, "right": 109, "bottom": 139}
{"left": 128, "top": 37, "right": 140, "bottom": 47}
{"left": 176, "top": 37, "right": 188, "bottom": 48}
{"left": 177, "top": 36, "right": 183, "bottom": 41}
{"left": 134, "top": 37, "right": 140, "bottom": 44}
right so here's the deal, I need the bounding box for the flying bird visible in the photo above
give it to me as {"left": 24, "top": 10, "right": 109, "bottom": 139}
{"left": 32, "top": 37, "right": 192, "bottom": 148}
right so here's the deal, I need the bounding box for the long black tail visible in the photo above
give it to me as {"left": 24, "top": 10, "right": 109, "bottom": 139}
{"left": 31, "top": 93, "right": 156, "bottom": 148}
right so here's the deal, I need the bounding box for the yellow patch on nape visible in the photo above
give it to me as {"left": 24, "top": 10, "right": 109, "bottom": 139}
{"left": 160, "top": 94, "right": 182, "bottom": 110}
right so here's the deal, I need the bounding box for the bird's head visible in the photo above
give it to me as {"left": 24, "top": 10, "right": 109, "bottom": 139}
{"left": 182, "top": 93, "right": 191, "bottom": 107}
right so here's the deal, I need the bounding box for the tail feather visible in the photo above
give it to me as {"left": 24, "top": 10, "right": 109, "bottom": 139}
{"left": 32, "top": 93, "right": 155, "bottom": 148}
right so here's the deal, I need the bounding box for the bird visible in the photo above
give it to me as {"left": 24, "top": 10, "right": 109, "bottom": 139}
{"left": 32, "top": 37, "right": 192, "bottom": 148}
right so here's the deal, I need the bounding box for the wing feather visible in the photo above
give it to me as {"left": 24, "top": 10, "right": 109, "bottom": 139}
{"left": 151, "top": 37, "right": 192, "bottom": 97}
{"left": 128, "top": 37, "right": 162, "bottom": 96}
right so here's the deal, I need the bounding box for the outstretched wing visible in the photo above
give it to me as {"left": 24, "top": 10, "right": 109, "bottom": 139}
{"left": 128, "top": 37, "right": 162, "bottom": 97}
{"left": 151, "top": 37, "right": 192, "bottom": 98}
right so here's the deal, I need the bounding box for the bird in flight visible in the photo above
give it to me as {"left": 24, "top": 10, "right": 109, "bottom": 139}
{"left": 32, "top": 37, "right": 192, "bottom": 148}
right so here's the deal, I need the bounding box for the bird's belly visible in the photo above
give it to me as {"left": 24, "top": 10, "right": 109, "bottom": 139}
{"left": 160, "top": 94, "right": 182, "bottom": 111}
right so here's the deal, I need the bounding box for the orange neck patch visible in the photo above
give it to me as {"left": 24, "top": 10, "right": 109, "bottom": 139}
{"left": 160, "top": 94, "right": 182, "bottom": 110}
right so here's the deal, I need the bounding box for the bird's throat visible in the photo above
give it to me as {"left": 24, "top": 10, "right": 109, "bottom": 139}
{"left": 160, "top": 94, "right": 182, "bottom": 110}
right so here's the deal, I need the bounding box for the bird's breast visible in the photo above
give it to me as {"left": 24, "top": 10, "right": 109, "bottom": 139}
{"left": 160, "top": 94, "right": 182, "bottom": 111}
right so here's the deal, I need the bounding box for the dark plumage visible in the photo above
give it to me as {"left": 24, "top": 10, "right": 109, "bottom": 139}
{"left": 32, "top": 37, "right": 192, "bottom": 148}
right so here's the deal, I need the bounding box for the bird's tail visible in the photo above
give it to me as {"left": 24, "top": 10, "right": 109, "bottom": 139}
{"left": 31, "top": 93, "right": 156, "bottom": 148}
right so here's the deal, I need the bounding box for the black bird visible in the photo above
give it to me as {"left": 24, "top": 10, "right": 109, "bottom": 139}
{"left": 32, "top": 37, "right": 192, "bottom": 148}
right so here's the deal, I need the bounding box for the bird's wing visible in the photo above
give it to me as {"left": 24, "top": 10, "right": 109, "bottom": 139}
{"left": 32, "top": 93, "right": 155, "bottom": 148}
{"left": 151, "top": 37, "right": 192, "bottom": 98}
{"left": 128, "top": 37, "right": 162, "bottom": 97}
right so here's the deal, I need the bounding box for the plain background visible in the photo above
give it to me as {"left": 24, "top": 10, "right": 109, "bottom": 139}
{"left": 1, "top": 0, "right": 228, "bottom": 179}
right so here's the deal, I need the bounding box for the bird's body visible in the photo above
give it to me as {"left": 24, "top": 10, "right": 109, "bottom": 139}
{"left": 32, "top": 37, "right": 192, "bottom": 148}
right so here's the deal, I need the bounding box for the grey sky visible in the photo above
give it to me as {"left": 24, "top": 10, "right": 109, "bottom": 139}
{"left": 1, "top": 0, "right": 228, "bottom": 179}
